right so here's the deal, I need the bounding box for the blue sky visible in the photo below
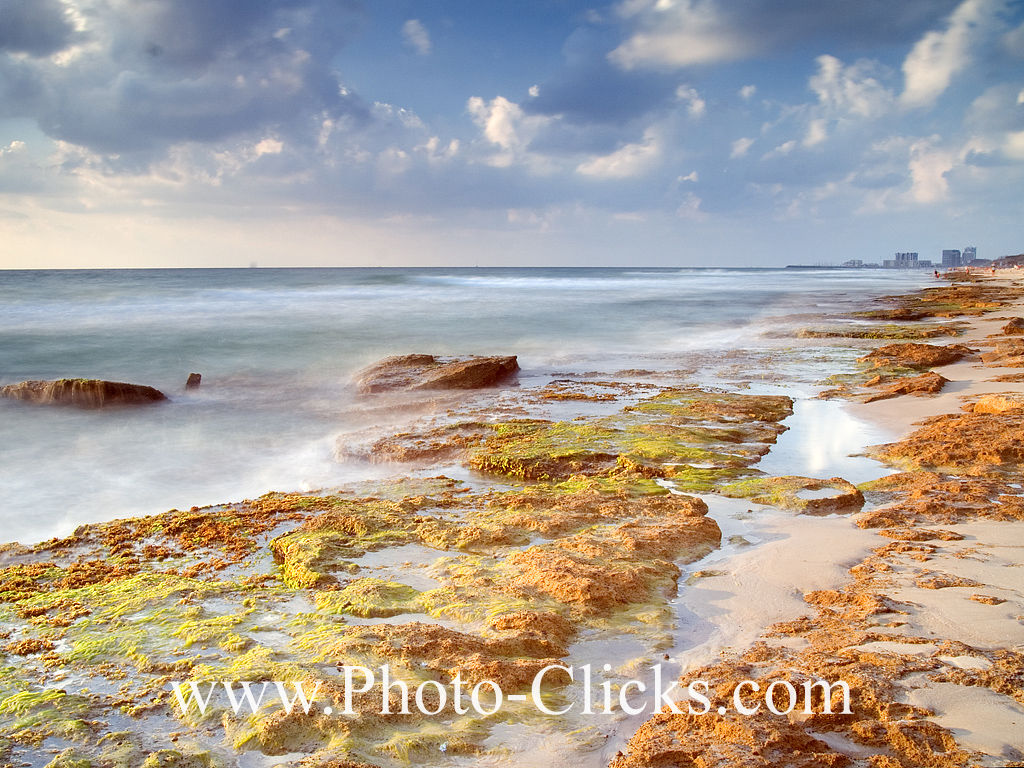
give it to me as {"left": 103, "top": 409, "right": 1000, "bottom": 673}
{"left": 0, "top": 0, "right": 1022, "bottom": 267}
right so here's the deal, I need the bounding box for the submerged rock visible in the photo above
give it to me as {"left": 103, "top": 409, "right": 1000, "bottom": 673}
{"left": 353, "top": 354, "right": 519, "bottom": 393}
{"left": 185, "top": 372, "right": 201, "bottom": 390}
{"left": 0, "top": 378, "right": 168, "bottom": 408}
{"left": 336, "top": 420, "right": 491, "bottom": 465}
{"left": 721, "top": 475, "right": 865, "bottom": 514}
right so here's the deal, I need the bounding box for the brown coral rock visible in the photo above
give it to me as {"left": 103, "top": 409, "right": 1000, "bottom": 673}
{"left": 872, "top": 413, "right": 1024, "bottom": 471}
{"left": 1001, "top": 317, "right": 1024, "bottom": 335}
{"left": 414, "top": 356, "right": 519, "bottom": 390}
{"left": 341, "top": 422, "right": 491, "bottom": 464}
{"left": 487, "top": 611, "right": 575, "bottom": 645}
{"left": 350, "top": 622, "right": 569, "bottom": 690}
{"left": 915, "top": 572, "right": 984, "bottom": 589}
{"left": 980, "top": 338, "right": 1024, "bottom": 366}
{"left": 353, "top": 354, "right": 518, "bottom": 393}
{"left": 971, "top": 393, "right": 1024, "bottom": 414}
{"left": 863, "top": 372, "right": 949, "bottom": 402}
{"left": 503, "top": 548, "right": 666, "bottom": 614}
{"left": 3, "top": 638, "right": 55, "bottom": 655}
{"left": 970, "top": 594, "right": 1006, "bottom": 605}
{"left": 858, "top": 343, "right": 973, "bottom": 370}
{"left": 0, "top": 378, "right": 167, "bottom": 408}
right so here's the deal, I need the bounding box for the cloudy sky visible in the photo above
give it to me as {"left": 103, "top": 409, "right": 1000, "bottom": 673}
{"left": 0, "top": 0, "right": 1022, "bottom": 268}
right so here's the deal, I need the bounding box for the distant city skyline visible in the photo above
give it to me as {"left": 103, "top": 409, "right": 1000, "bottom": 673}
{"left": 0, "top": 0, "right": 1022, "bottom": 268}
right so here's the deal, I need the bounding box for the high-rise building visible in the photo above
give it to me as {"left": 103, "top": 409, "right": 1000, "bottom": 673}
{"left": 882, "top": 252, "right": 920, "bottom": 269}
{"left": 942, "top": 249, "right": 962, "bottom": 268}
{"left": 963, "top": 246, "right": 977, "bottom": 262}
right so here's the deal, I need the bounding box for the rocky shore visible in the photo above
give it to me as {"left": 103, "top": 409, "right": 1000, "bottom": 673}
{"left": 1, "top": 274, "right": 1022, "bottom": 768}
{"left": 613, "top": 273, "right": 1024, "bottom": 768}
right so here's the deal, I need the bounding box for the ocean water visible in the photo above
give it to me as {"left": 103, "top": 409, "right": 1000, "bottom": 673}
{"left": 0, "top": 267, "right": 933, "bottom": 545}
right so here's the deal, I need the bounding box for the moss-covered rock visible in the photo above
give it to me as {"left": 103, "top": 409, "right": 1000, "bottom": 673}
{"left": 721, "top": 475, "right": 865, "bottom": 514}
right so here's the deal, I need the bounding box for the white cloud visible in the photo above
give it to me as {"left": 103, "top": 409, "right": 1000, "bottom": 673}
{"left": 467, "top": 96, "right": 521, "bottom": 152}
{"left": 908, "top": 138, "right": 954, "bottom": 202}
{"left": 803, "top": 119, "right": 828, "bottom": 147}
{"left": 372, "top": 102, "right": 426, "bottom": 130}
{"left": 677, "top": 191, "right": 707, "bottom": 220}
{"left": 731, "top": 137, "right": 754, "bottom": 158}
{"left": 676, "top": 85, "right": 706, "bottom": 118}
{"left": 762, "top": 140, "right": 796, "bottom": 159}
{"left": 253, "top": 138, "right": 283, "bottom": 157}
{"left": 576, "top": 128, "right": 662, "bottom": 179}
{"left": 810, "top": 55, "right": 894, "bottom": 120}
{"left": 466, "top": 95, "right": 554, "bottom": 171}
{"left": 680, "top": 171, "right": 698, "bottom": 182}
{"left": 609, "top": 0, "right": 751, "bottom": 69}
{"left": 739, "top": 85, "right": 757, "bottom": 100}
{"left": 417, "top": 136, "right": 459, "bottom": 163}
{"left": 900, "top": 0, "right": 999, "bottom": 109}
{"left": 1004, "top": 131, "right": 1024, "bottom": 160}
{"left": 402, "top": 19, "right": 432, "bottom": 55}
{"left": 1, "top": 140, "right": 27, "bottom": 156}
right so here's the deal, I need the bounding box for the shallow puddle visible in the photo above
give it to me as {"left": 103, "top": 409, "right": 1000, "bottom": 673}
{"left": 755, "top": 396, "right": 895, "bottom": 484}
{"left": 350, "top": 543, "right": 449, "bottom": 591}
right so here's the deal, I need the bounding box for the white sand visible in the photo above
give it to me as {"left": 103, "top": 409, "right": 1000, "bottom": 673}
{"left": 905, "top": 682, "right": 1024, "bottom": 765}
{"left": 668, "top": 273, "right": 1024, "bottom": 764}
{"left": 844, "top": 274, "right": 1024, "bottom": 763}
{"left": 530, "top": 274, "right": 1024, "bottom": 767}
{"left": 669, "top": 496, "right": 879, "bottom": 671}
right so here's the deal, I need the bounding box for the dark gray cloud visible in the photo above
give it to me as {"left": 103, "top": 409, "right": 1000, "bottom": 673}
{"left": 525, "top": 64, "right": 678, "bottom": 126}
{"left": 0, "top": 0, "right": 369, "bottom": 154}
{"left": 0, "top": 0, "right": 77, "bottom": 56}
{"left": 523, "top": 27, "right": 678, "bottom": 126}
{"left": 522, "top": 0, "right": 965, "bottom": 130}
{"left": 611, "top": 0, "right": 966, "bottom": 71}
{"left": 725, "top": 0, "right": 965, "bottom": 50}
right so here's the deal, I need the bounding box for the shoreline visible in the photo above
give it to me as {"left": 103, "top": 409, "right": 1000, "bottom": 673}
{"left": 613, "top": 271, "right": 1024, "bottom": 767}
{"left": 1, "top": 272, "right": 1022, "bottom": 767}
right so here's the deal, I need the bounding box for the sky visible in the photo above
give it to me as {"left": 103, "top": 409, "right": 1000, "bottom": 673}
{"left": 0, "top": 0, "right": 1022, "bottom": 268}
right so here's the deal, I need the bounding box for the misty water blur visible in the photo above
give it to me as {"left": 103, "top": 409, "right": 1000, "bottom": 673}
{"left": 0, "top": 267, "right": 931, "bottom": 544}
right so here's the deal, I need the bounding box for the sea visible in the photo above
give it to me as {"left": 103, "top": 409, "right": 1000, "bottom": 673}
{"left": 0, "top": 267, "right": 934, "bottom": 546}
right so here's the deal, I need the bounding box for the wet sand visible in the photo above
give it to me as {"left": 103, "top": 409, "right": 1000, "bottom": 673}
{"left": 613, "top": 271, "right": 1024, "bottom": 768}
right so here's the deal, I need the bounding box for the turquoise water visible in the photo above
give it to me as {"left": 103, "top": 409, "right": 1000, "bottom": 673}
{"left": 0, "top": 267, "right": 931, "bottom": 544}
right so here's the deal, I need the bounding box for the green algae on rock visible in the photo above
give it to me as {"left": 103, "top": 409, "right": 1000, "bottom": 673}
{"left": 468, "top": 389, "right": 793, "bottom": 482}
{"left": 0, "top": 381, "right": 801, "bottom": 766}
{"left": 795, "top": 323, "right": 964, "bottom": 340}
{"left": 720, "top": 476, "right": 865, "bottom": 514}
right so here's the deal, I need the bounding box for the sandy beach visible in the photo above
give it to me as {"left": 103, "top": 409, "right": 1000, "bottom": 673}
{"left": 613, "top": 271, "right": 1024, "bottom": 768}
{"left": 2, "top": 271, "right": 1023, "bottom": 768}
{"left": 4, "top": 0, "right": 1023, "bottom": 763}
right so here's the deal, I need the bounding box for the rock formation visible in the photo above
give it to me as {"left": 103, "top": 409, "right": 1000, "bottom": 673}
{"left": 859, "top": 342, "right": 973, "bottom": 369}
{"left": 1001, "top": 317, "right": 1024, "bottom": 334}
{"left": 864, "top": 371, "right": 949, "bottom": 402}
{"left": 353, "top": 354, "right": 519, "bottom": 394}
{"left": 0, "top": 379, "right": 168, "bottom": 408}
